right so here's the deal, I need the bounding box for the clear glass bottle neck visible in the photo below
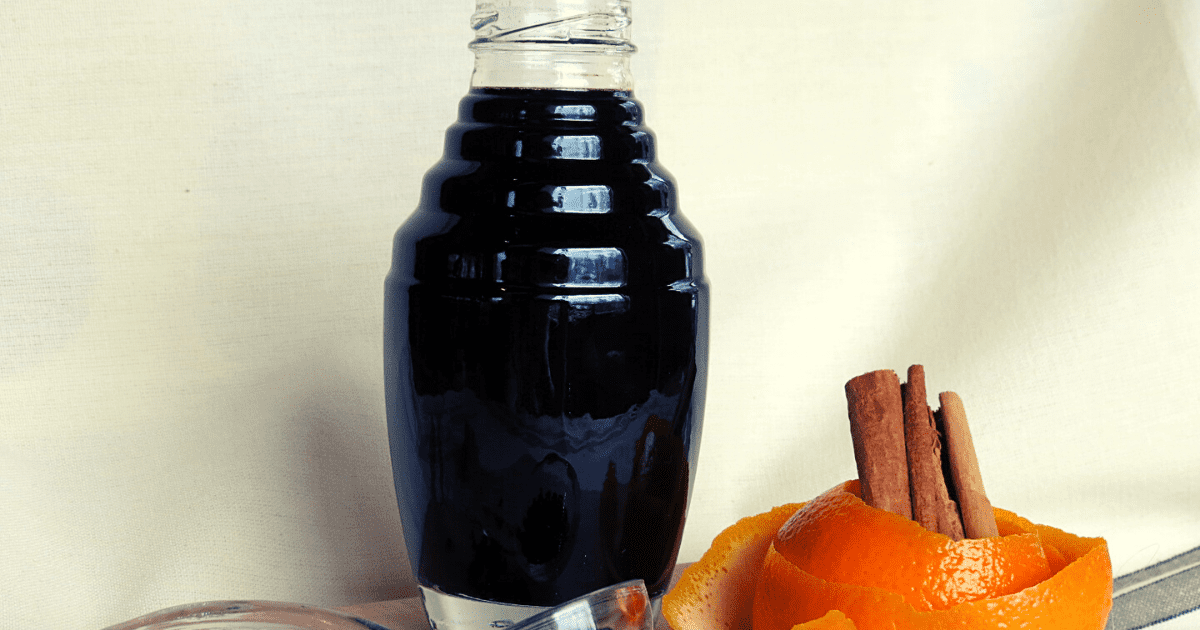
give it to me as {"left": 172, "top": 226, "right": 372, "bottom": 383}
{"left": 468, "top": 1, "right": 635, "bottom": 91}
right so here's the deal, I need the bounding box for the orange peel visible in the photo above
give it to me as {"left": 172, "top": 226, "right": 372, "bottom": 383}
{"left": 663, "top": 481, "right": 1112, "bottom": 630}
{"left": 662, "top": 502, "right": 804, "bottom": 630}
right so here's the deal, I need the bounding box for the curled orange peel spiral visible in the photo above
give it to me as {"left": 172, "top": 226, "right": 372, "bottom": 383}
{"left": 662, "top": 481, "right": 1112, "bottom": 630}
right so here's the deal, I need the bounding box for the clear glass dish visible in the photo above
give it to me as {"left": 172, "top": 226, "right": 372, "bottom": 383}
{"left": 103, "top": 580, "right": 651, "bottom": 630}
{"left": 102, "top": 600, "right": 395, "bottom": 630}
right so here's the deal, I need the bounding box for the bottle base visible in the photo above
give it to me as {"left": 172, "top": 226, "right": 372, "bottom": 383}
{"left": 416, "top": 586, "right": 663, "bottom": 630}
{"left": 419, "top": 586, "right": 543, "bottom": 630}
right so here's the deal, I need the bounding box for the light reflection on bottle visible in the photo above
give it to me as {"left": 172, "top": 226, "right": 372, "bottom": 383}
{"left": 553, "top": 247, "right": 623, "bottom": 287}
{"left": 549, "top": 185, "right": 612, "bottom": 214}
{"left": 551, "top": 135, "right": 602, "bottom": 159}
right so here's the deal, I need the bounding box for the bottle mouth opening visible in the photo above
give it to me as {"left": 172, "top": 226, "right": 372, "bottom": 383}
{"left": 470, "top": 4, "right": 634, "bottom": 52}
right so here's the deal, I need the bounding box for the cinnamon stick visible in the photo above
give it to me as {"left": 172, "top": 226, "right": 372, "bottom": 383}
{"left": 845, "top": 370, "right": 912, "bottom": 519}
{"left": 901, "top": 366, "right": 965, "bottom": 540}
{"left": 938, "top": 391, "right": 999, "bottom": 538}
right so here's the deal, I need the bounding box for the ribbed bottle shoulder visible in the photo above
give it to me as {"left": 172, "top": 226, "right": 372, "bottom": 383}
{"left": 447, "top": 89, "right": 653, "bottom": 163}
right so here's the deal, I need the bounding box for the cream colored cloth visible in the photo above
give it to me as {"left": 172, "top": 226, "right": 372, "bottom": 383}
{"left": 2, "top": 2, "right": 1198, "bottom": 628}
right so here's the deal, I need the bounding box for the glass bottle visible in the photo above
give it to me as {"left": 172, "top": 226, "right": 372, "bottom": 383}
{"left": 383, "top": 2, "right": 708, "bottom": 628}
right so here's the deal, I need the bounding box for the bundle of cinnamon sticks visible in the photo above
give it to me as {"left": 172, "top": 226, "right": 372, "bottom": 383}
{"left": 845, "top": 365, "right": 997, "bottom": 539}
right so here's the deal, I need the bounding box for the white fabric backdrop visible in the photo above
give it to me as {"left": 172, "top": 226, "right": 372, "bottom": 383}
{"left": 2, "top": 1, "right": 1198, "bottom": 628}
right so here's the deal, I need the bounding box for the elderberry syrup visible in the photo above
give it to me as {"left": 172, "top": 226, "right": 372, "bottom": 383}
{"left": 383, "top": 3, "right": 707, "bottom": 627}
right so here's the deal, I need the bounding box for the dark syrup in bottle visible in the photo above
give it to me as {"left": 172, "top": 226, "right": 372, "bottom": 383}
{"left": 384, "top": 87, "right": 707, "bottom": 606}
